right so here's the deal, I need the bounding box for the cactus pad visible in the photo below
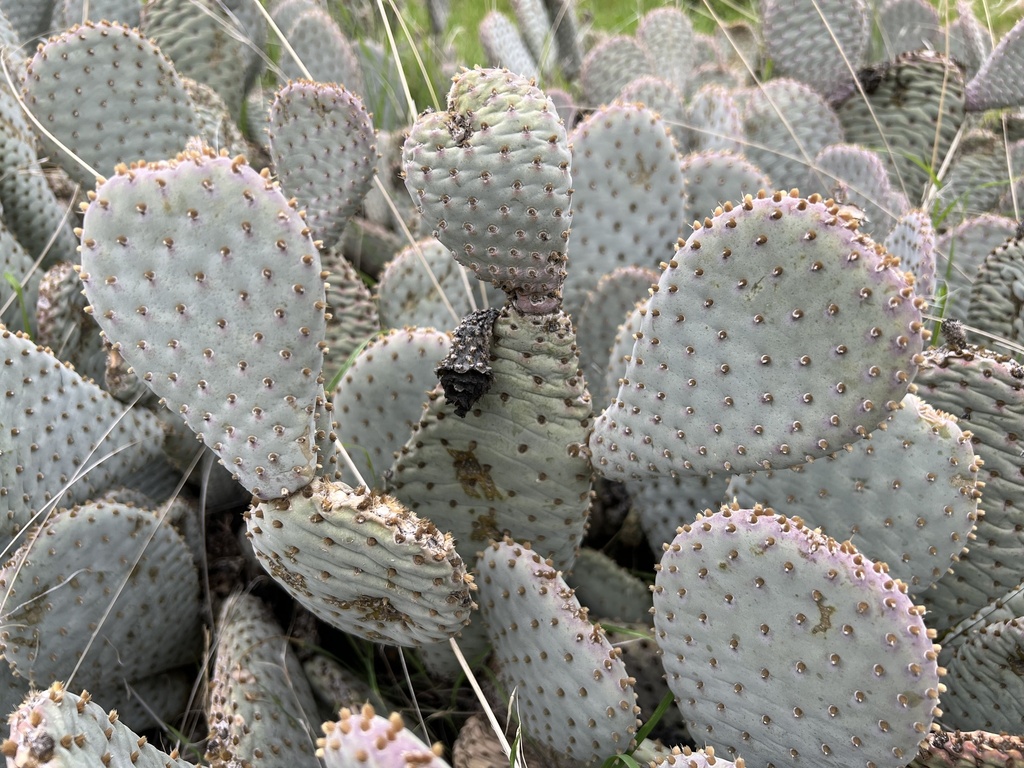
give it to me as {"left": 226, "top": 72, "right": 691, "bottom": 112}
{"left": 654, "top": 506, "right": 942, "bottom": 768}
{"left": 318, "top": 704, "right": 452, "bottom": 768}
{"left": 78, "top": 149, "right": 327, "bottom": 500}
{"left": 591, "top": 190, "right": 926, "bottom": 480}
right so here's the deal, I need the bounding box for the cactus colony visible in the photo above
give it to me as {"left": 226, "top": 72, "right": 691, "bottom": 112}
{"left": 0, "top": 1, "right": 1023, "bottom": 767}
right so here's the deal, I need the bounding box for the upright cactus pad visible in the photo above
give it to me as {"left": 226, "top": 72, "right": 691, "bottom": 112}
{"left": 246, "top": 477, "right": 476, "bottom": 646}
{"left": 964, "top": 16, "right": 1024, "bottom": 112}
{"left": 654, "top": 506, "right": 942, "bottom": 768}
{"left": 22, "top": 21, "right": 198, "bottom": 187}
{"left": 403, "top": 67, "right": 572, "bottom": 313}
{"left": 318, "top": 705, "right": 452, "bottom": 768}
{"left": 591, "top": 190, "right": 926, "bottom": 480}
{"left": 78, "top": 148, "right": 328, "bottom": 500}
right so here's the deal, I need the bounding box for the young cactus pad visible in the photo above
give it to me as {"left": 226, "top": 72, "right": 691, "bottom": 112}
{"left": 590, "top": 190, "right": 927, "bottom": 480}
{"left": 402, "top": 67, "right": 572, "bottom": 313}
{"left": 654, "top": 506, "right": 942, "bottom": 768}
{"left": 78, "top": 148, "right": 328, "bottom": 500}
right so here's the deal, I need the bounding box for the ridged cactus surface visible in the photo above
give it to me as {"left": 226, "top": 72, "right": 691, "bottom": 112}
{"left": 403, "top": 67, "right": 572, "bottom": 312}
{"left": 78, "top": 148, "right": 327, "bottom": 500}
{"left": 654, "top": 506, "right": 942, "bottom": 768}
{"left": 591, "top": 190, "right": 926, "bottom": 480}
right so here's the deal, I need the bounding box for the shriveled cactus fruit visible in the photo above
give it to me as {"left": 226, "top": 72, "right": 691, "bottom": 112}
{"left": 140, "top": 0, "right": 250, "bottom": 118}
{"left": 268, "top": 80, "right": 378, "bottom": 249}
{"left": 318, "top": 704, "right": 452, "bottom": 768}
{"left": 22, "top": 21, "right": 198, "bottom": 187}
{"left": 479, "top": 10, "right": 538, "bottom": 80}
{"left": 940, "top": 617, "right": 1024, "bottom": 732}
{"left": 742, "top": 79, "right": 842, "bottom": 192}
{"left": 78, "top": 148, "right": 327, "bottom": 501}
{"left": 761, "top": 0, "right": 870, "bottom": 97}
{"left": 913, "top": 345, "right": 1024, "bottom": 631}
{"left": 809, "top": 143, "right": 909, "bottom": 240}
{"left": 591, "top": 190, "right": 926, "bottom": 481}
{"left": 2, "top": 683, "right": 197, "bottom": 768}
{"left": 0, "top": 329, "right": 165, "bottom": 547}
{"left": 246, "top": 477, "right": 476, "bottom": 646}
{"left": 562, "top": 103, "right": 685, "bottom": 321}
{"left": 332, "top": 327, "right": 451, "bottom": 488}
{"left": 909, "top": 729, "right": 1024, "bottom": 768}
{"left": 884, "top": 208, "right": 936, "bottom": 299}
{"left": 728, "top": 393, "right": 981, "bottom": 592}
{"left": 403, "top": 67, "right": 572, "bottom": 313}
{"left": 834, "top": 51, "right": 965, "bottom": 204}
{"left": 205, "top": 593, "right": 321, "bottom": 767}
{"left": 387, "top": 307, "right": 592, "bottom": 572}
{"left": 680, "top": 150, "right": 771, "bottom": 229}
{"left": 580, "top": 36, "right": 653, "bottom": 109}
{"left": 0, "top": 501, "right": 201, "bottom": 694}
{"left": 654, "top": 506, "right": 942, "bottom": 768}
{"left": 966, "top": 231, "right": 1024, "bottom": 346}
{"left": 478, "top": 539, "right": 640, "bottom": 767}
{"left": 935, "top": 214, "right": 1018, "bottom": 320}
{"left": 965, "top": 16, "right": 1024, "bottom": 112}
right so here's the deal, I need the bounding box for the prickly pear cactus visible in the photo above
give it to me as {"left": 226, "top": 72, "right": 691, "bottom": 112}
{"left": 78, "top": 148, "right": 327, "bottom": 500}
{"left": 318, "top": 705, "right": 452, "bottom": 768}
{"left": 402, "top": 67, "right": 572, "bottom": 313}
{"left": 654, "top": 505, "right": 942, "bottom": 768}
{"left": 591, "top": 190, "right": 927, "bottom": 480}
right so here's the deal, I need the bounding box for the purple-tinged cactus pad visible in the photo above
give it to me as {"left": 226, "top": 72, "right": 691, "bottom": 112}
{"left": 268, "top": 80, "right": 378, "bottom": 249}
{"left": 318, "top": 704, "right": 452, "bottom": 768}
{"left": 22, "top": 21, "right": 198, "bottom": 188}
{"left": 965, "top": 16, "right": 1024, "bottom": 112}
{"left": 591, "top": 190, "right": 926, "bottom": 480}
{"left": 728, "top": 393, "right": 981, "bottom": 593}
{"left": 2, "top": 684, "right": 196, "bottom": 768}
{"left": 403, "top": 67, "right": 572, "bottom": 313}
{"left": 79, "top": 148, "right": 327, "bottom": 500}
{"left": 884, "top": 208, "right": 936, "bottom": 299}
{"left": 680, "top": 150, "right": 771, "bottom": 229}
{"left": 246, "top": 477, "right": 476, "bottom": 647}
{"left": 478, "top": 539, "right": 640, "bottom": 767}
{"left": 654, "top": 506, "right": 942, "bottom": 768}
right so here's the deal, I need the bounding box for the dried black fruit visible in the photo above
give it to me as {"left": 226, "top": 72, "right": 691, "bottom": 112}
{"left": 941, "top": 317, "right": 967, "bottom": 352}
{"left": 435, "top": 308, "right": 501, "bottom": 417}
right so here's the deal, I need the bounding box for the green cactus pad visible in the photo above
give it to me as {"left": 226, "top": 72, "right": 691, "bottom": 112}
{"left": 332, "top": 327, "right": 451, "bottom": 488}
{"left": 562, "top": 103, "right": 685, "bottom": 321}
{"left": 602, "top": 298, "right": 645, "bottom": 412}
{"left": 246, "top": 477, "right": 476, "bottom": 646}
{"left": 0, "top": 329, "right": 165, "bottom": 546}
{"left": 761, "top": 0, "right": 870, "bottom": 97}
{"left": 403, "top": 67, "right": 572, "bottom": 313}
{"left": 318, "top": 704, "right": 452, "bottom": 768}
{"left": 34, "top": 263, "right": 105, "bottom": 384}
{"left": 884, "top": 208, "right": 936, "bottom": 299}
{"left": 0, "top": 500, "right": 201, "bottom": 694}
{"left": 182, "top": 78, "right": 249, "bottom": 158}
{"left": 947, "top": 1, "right": 991, "bottom": 78}
{"left": 685, "top": 84, "right": 745, "bottom": 155}
{"left": 680, "top": 150, "right": 771, "bottom": 229}
{"left": 809, "top": 143, "right": 910, "bottom": 240}
{"left": 387, "top": 307, "right": 592, "bottom": 572}
{"left": 965, "top": 16, "right": 1024, "bottom": 111}
{"left": 628, "top": 472, "right": 732, "bottom": 552}
{"left": 742, "top": 79, "right": 843, "bottom": 192}
{"left": 268, "top": 80, "right": 377, "bottom": 249}
{"left": 654, "top": 506, "right": 942, "bottom": 768}
{"left": 874, "top": 0, "right": 941, "bottom": 60}
{"left": 576, "top": 266, "right": 658, "bottom": 410}
{"left": 591, "top": 190, "right": 926, "bottom": 480}
{"left": 617, "top": 76, "right": 688, "bottom": 149}
{"left": 78, "top": 148, "right": 327, "bottom": 500}
{"left": 511, "top": 0, "right": 558, "bottom": 75}
{"left": 966, "top": 230, "right": 1024, "bottom": 346}
{"left": 140, "top": 0, "right": 249, "bottom": 119}
{"left": 274, "top": 4, "right": 365, "bottom": 95}
{"left": 728, "top": 393, "right": 981, "bottom": 593}
{"left": 543, "top": 0, "right": 582, "bottom": 78}
{"left": 22, "top": 21, "right": 198, "bottom": 187}
{"left": 913, "top": 345, "right": 1024, "bottom": 631}
{"left": 376, "top": 237, "right": 501, "bottom": 331}
{"left": 580, "top": 36, "right": 654, "bottom": 110}
{"left": 834, "top": 51, "right": 965, "bottom": 205}
{"left": 935, "top": 214, "right": 1017, "bottom": 320}
{"left": 565, "top": 547, "right": 653, "bottom": 624}
{"left": 940, "top": 618, "right": 1024, "bottom": 732}
{"left": 478, "top": 539, "right": 640, "bottom": 767}
{"left": 320, "top": 247, "right": 380, "bottom": 373}
{"left": 59, "top": 0, "right": 141, "bottom": 26}
{"left": 636, "top": 7, "right": 696, "bottom": 95}
{"left": 479, "top": 10, "right": 538, "bottom": 80}
{"left": 205, "top": 593, "right": 321, "bottom": 767}
{"left": 2, "top": 683, "right": 197, "bottom": 768}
